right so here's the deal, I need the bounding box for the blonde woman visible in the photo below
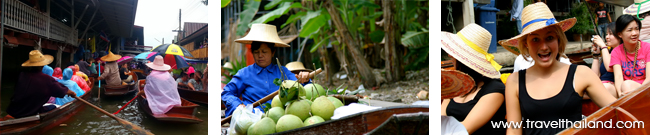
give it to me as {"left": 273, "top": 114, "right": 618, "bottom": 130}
{"left": 498, "top": 3, "right": 616, "bottom": 134}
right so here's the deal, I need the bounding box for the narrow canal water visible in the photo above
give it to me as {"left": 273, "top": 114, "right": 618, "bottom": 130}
{"left": 1, "top": 81, "right": 209, "bottom": 135}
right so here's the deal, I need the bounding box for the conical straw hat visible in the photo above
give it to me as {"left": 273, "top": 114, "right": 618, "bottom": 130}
{"left": 235, "top": 24, "right": 290, "bottom": 47}
{"left": 441, "top": 69, "right": 475, "bottom": 99}
{"left": 498, "top": 2, "right": 576, "bottom": 47}
{"left": 441, "top": 23, "right": 502, "bottom": 79}
{"left": 285, "top": 61, "right": 313, "bottom": 72}
{"left": 22, "top": 50, "right": 54, "bottom": 67}
{"left": 624, "top": 0, "right": 650, "bottom": 17}
{"left": 101, "top": 51, "right": 122, "bottom": 62}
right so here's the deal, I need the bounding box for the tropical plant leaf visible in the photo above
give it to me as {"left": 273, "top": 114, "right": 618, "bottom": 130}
{"left": 236, "top": 0, "right": 261, "bottom": 36}
{"left": 281, "top": 11, "right": 307, "bottom": 28}
{"left": 250, "top": 2, "right": 295, "bottom": 25}
{"left": 310, "top": 34, "right": 334, "bottom": 53}
{"left": 264, "top": 0, "right": 292, "bottom": 10}
{"left": 299, "top": 9, "right": 331, "bottom": 38}
{"left": 273, "top": 78, "right": 283, "bottom": 86}
{"left": 349, "top": 0, "right": 380, "bottom": 9}
{"left": 261, "top": 103, "right": 272, "bottom": 112}
{"left": 369, "top": 30, "right": 384, "bottom": 43}
{"left": 221, "top": 0, "right": 231, "bottom": 8}
{"left": 401, "top": 31, "right": 429, "bottom": 48}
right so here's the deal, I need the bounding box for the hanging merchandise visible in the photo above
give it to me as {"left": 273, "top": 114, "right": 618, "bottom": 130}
{"left": 90, "top": 37, "right": 96, "bottom": 53}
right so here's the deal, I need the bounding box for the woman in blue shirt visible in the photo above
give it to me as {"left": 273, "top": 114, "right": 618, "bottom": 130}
{"left": 222, "top": 24, "right": 310, "bottom": 117}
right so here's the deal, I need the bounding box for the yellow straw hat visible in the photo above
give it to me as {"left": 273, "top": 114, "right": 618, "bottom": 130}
{"left": 498, "top": 2, "right": 576, "bottom": 48}
{"left": 22, "top": 50, "right": 54, "bottom": 67}
{"left": 101, "top": 51, "right": 122, "bottom": 62}
{"left": 235, "top": 24, "right": 290, "bottom": 47}
{"left": 285, "top": 61, "right": 313, "bottom": 72}
{"left": 441, "top": 23, "right": 502, "bottom": 79}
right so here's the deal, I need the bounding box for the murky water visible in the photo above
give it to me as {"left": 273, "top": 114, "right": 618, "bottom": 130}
{"left": 1, "top": 82, "right": 209, "bottom": 135}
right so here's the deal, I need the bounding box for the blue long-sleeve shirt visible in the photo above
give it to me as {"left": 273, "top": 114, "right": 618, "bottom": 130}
{"left": 221, "top": 63, "right": 310, "bottom": 117}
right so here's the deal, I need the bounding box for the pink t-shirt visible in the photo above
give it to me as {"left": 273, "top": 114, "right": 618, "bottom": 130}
{"left": 610, "top": 41, "right": 650, "bottom": 84}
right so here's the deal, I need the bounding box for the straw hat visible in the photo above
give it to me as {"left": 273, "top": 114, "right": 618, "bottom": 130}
{"left": 101, "top": 51, "right": 122, "bottom": 62}
{"left": 235, "top": 24, "right": 290, "bottom": 47}
{"left": 441, "top": 23, "right": 502, "bottom": 79}
{"left": 146, "top": 55, "right": 171, "bottom": 71}
{"left": 22, "top": 50, "right": 53, "bottom": 67}
{"left": 223, "top": 62, "right": 233, "bottom": 69}
{"left": 285, "top": 61, "right": 313, "bottom": 72}
{"left": 498, "top": 2, "right": 576, "bottom": 47}
{"left": 624, "top": 0, "right": 650, "bottom": 17}
{"left": 441, "top": 69, "right": 475, "bottom": 99}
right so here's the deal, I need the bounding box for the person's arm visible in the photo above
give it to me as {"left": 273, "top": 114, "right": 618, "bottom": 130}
{"left": 595, "top": 13, "right": 599, "bottom": 25}
{"left": 441, "top": 99, "right": 450, "bottom": 116}
{"left": 591, "top": 57, "right": 601, "bottom": 76}
{"left": 575, "top": 66, "right": 616, "bottom": 108}
{"left": 505, "top": 72, "right": 522, "bottom": 135}
{"left": 642, "top": 62, "right": 650, "bottom": 86}
{"left": 188, "top": 80, "right": 196, "bottom": 90}
{"left": 608, "top": 12, "right": 612, "bottom": 23}
{"left": 461, "top": 92, "right": 504, "bottom": 134}
{"left": 613, "top": 65, "right": 624, "bottom": 97}
{"left": 50, "top": 77, "right": 70, "bottom": 98}
{"left": 222, "top": 72, "right": 248, "bottom": 117}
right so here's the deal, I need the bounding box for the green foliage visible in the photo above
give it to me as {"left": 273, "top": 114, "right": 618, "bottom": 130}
{"left": 261, "top": 103, "right": 272, "bottom": 112}
{"left": 221, "top": 54, "right": 247, "bottom": 84}
{"left": 264, "top": 0, "right": 292, "bottom": 10}
{"left": 251, "top": 2, "right": 303, "bottom": 25}
{"left": 569, "top": 2, "right": 593, "bottom": 34}
{"left": 236, "top": 0, "right": 261, "bottom": 36}
{"left": 221, "top": 0, "right": 231, "bottom": 8}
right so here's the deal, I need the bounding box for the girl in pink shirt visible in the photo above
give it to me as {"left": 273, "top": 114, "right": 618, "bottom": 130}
{"left": 610, "top": 15, "right": 650, "bottom": 97}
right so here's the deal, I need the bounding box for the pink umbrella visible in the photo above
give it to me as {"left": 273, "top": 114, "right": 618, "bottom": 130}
{"left": 117, "top": 56, "right": 133, "bottom": 65}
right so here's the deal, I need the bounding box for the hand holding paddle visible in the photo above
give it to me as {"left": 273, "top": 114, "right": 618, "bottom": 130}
{"left": 72, "top": 95, "right": 154, "bottom": 135}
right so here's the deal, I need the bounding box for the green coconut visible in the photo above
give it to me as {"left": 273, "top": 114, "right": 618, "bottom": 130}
{"left": 303, "top": 116, "right": 325, "bottom": 126}
{"left": 327, "top": 96, "right": 344, "bottom": 108}
{"left": 275, "top": 114, "right": 304, "bottom": 133}
{"left": 247, "top": 117, "right": 276, "bottom": 135}
{"left": 266, "top": 107, "right": 285, "bottom": 123}
{"left": 304, "top": 99, "right": 312, "bottom": 106}
{"left": 271, "top": 95, "right": 285, "bottom": 108}
{"left": 304, "top": 83, "right": 326, "bottom": 100}
{"left": 311, "top": 96, "right": 336, "bottom": 120}
{"left": 285, "top": 100, "right": 311, "bottom": 121}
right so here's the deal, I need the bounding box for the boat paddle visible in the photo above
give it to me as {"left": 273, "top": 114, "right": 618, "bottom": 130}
{"left": 113, "top": 96, "right": 138, "bottom": 115}
{"left": 98, "top": 62, "right": 102, "bottom": 100}
{"left": 221, "top": 68, "right": 323, "bottom": 124}
{"left": 72, "top": 95, "right": 154, "bottom": 135}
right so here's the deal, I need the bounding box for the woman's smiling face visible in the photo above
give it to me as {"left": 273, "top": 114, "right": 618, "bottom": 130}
{"left": 526, "top": 27, "right": 560, "bottom": 68}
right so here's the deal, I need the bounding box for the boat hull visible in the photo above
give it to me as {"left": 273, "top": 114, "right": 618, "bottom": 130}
{"left": 178, "top": 87, "right": 208, "bottom": 105}
{"left": 137, "top": 95, "right": 203, "bottom": 124}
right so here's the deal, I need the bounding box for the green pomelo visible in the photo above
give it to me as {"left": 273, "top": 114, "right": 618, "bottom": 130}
{"left": 275, "top": 114, "right": 304, "bottom": 133}
{"left": 311, "top": 96, "right": 336, "bottom": 120}
{"left": 303, "top": 116, "right": 325, "bottom": 126}
{"left": 266, "top": 107, "right": 285, "bottom": 123}
{"left": 248, "top": 117, "right": 276, "bottom": 135}
{"left": 285, "top": 100, "right": 311, "bottom": 121}
{"left": 327, "top": 96, "right": 344, "bottom": 108}
{"left": 281, "top": 80, "right": 305, "bottom": 101}
{"left": 304, "top": 99, "right": 312, "bottom": 106}
{"left": 271, "top": 95, "right": 285, "bottom": 108}
{"left": 304, "top": 83, "right": 326, "bottom": 100}
{"left": 235, "top": 115, "right": 253, "bottom": 134}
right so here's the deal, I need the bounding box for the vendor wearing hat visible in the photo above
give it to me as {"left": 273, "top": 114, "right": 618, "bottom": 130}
{"left": 440, "top": 23, "right": 507, "bottom": 134}
{"left": 624, "top": 0, "right": 650, "bottom": 42}
{"left": 5, "top": 50, "right": 77, "bottom": 119}
{"left": 222, "top": 24, "right": 311, "bottom": 117}
{"left": 498, "top": 3, "right": 615, "bottom": 134}
{"left": 137, "top": 55, "right": 181, "bottom": 115}
{"left": 98, "top": 51, "right": 127, "bottom": 86}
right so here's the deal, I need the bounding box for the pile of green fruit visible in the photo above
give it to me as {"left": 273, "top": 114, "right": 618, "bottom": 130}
{"left": 244, "top": 80, "right": 346, "bottom": 135}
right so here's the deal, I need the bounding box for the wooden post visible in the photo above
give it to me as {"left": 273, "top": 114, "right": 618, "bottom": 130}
{"left": 325, "top": 0, "right": 377, "bottom": 87}
{"left": 382, "top": 0, "right": 403, "bottom": 82}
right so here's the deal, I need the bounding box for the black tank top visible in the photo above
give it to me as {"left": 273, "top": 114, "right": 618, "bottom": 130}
{"left": 446, "top": 79, "right": 506, "bottom": 135}
{"left": 519, "top": 64, "right": 582, "bottom": 135}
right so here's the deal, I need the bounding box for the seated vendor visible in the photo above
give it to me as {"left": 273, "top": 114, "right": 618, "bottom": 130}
{"left": 176, "top": 72, "right": 190, "bottom": 88}
{"left": 98, "top": 51, "right": 127, "bottom": 86}
{"left": 120, "top": 63, "right": 133, "bottom": 83}
{"left": 137, "top": 55, "right": 181, "bottom": 115}
{"left": 6, "top": 50, "right": 76, "bottom": 118}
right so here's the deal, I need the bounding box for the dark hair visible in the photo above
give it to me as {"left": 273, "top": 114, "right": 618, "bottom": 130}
{"left": 180, "top": 72, "right": 187, "bottom": 77}
{"left": 189, "top": 73, "right": 195, "bottom": 78}
{"left": 615, "top": 14, "right": 642, "bottom": 42}
{"left": 251, "top": 41, "right": 277, "bottom": 53}
{"left": 456, "top": 61, "right": 493, "bottom": 96}
{"left": 606, "top": 23, "right": 621, "bottom": 43}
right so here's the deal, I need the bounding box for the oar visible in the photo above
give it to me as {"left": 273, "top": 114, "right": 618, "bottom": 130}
{"left": 221, "top": 68, "right": 323, "bottom": 124}
{"left": 72, "top": 95, "right": 153, "bottom": 135}
{"left": 98, "top": 63, "right": 101, "bottom": 99}
{"left": 113, "top": 96, "right": 138, "bottom": 115}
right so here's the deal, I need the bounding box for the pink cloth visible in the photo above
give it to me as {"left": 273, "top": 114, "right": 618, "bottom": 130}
{"left": 144, "top": 70, "right": 181, "bottom": 115}
{"left": 71, "top": 75, "right": 91, "bottom": 92}
{"left": 610, "top": 41, "right": 650, "bottom": 84}
{"left": 187, "top": 66, "right": 195, "bottom": 75}
{"left": 641, "top": 16, "right": 650, "bottom": 42}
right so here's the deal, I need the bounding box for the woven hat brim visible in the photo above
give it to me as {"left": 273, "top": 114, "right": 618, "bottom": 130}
{"left": 146, "top": 62, "right": 171, "bottom": 71}
{"left": 624, "top": 3, "right": 650, "bottom": 15}
{"left": 22, "top": 55, "right": 54, "bottom": 67}
{"left": 101, "top": 55, "right": 122, "bottom": 62}
{"left": 234, "top": 39, "right": 290, "bottom": 47}
{"left": 441, "top": 32, "right": 501, "bottom": 79}
{"left": 503, "top": 45, "right": 521, "bottom": 55}
{"left": 498, "top": 18, "right": 577, "bottom": 47}
{"left": 441, "top": 69, "right": 475, "bottom": 99}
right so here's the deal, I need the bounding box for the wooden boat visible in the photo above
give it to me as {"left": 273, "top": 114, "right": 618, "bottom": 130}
{"left": 103, "top": 72, "right": 139, "bottom": 96}
{"left": 442, "top": 59, "right": 455, "bottom": 70}
{"left": 272, "top": 106, "right": 429, "bottom": 135}
{"left": 559, "top": 84, "right": 650, "bottom": 134}
{"left": 0, "top": 91, "right": 91, "bottom": 134}
{"left": 177, "top": 86, "right": 208, "bottom": 105}
{"left": 365, "top": 112, "right": 429, "bottom": 134}
{"left": 566, "top": 47, "right": 592, "bottom": 65}
{"left": 137, "top": 95, "right": 203, "bottom": 124}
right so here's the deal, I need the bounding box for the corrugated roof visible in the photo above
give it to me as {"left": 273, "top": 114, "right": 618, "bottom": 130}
{"left": 182, "top": 22, "right": 208, "bottom": 39}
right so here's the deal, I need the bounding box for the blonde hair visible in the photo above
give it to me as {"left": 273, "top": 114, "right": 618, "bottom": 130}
{"left": 517, "top": 25, "right": 569, "bottom": 61}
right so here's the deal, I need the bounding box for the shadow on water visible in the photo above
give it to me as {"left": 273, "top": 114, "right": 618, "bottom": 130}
{"left": 2, "top": 83, "right": 208, "bottom": 135}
